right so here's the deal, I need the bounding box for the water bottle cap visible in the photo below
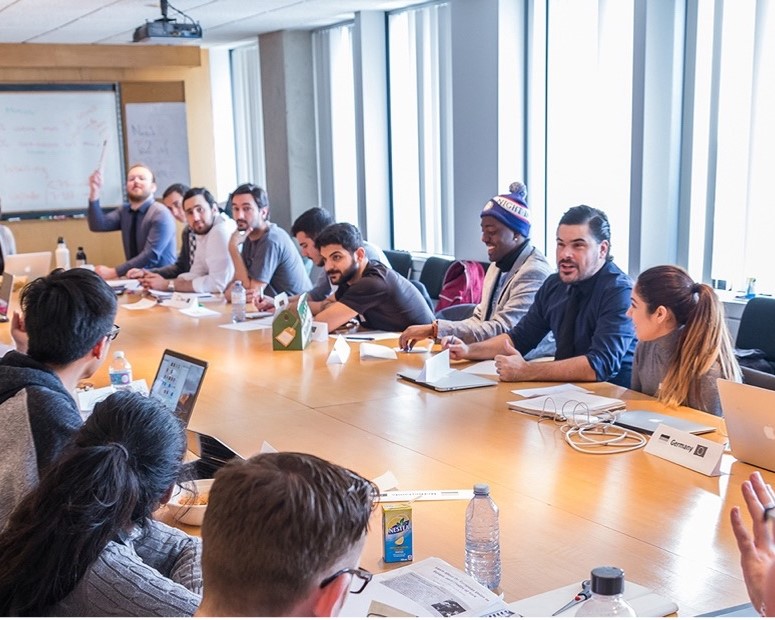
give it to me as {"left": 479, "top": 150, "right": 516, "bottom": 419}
{"left": 589, "top": 566, "right": 625, "bottom": 595}
{"left": 473, "top": 483, "right": 490, "bottom": 495}
{"left": 57, "top": 236, "right": 64, "bottom": 244}
{"left": 114, "top": 351, "right": 125, "bottom": 358}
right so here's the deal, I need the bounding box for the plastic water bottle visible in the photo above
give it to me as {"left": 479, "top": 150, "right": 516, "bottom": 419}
{"left": 55, "top": 237, "right": 71, "bottom": 270}
{"left": 231, "top": 280, "right": 246, "bottom": 322}
{"left": 109, "top": 351, "right": 133, "bottom": 391}
{"left": 576, "top": 567, "right": 636, "bottom": 617}
{"left": 76, "top": 246, "right": 87, "bottom": 268}
{"left": 465, "top": 483, "right": 501, "bottom": 590}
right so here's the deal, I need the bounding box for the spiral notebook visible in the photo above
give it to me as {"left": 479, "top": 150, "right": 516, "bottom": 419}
{"left": 508, "top": 390, "right": 626, "bottom": 418}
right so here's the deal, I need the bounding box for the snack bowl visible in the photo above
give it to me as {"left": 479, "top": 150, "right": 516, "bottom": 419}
{"left": 167, "top": 478, "right": 215, "bottom": 526}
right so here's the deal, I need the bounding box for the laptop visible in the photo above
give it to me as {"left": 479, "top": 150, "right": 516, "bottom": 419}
{"left": 4, "top": 251, "right": 52, "bottom": 283}
{"left": 0, "top": 273, "right": 14, "bottom": 322}
{"left": 718, "top": 378, "right": 775, "bottom": 472}
{"left": 397, "top": 368, "right": 497, "bottom": 392}
{"left": 614, "top": 409, "right": 716, "bottom": 435}
{"left": 149, "top": 349, "right": 209, "bottom": 427}
{"left": 185, "top": 429, "right": 246, "bottom": 479}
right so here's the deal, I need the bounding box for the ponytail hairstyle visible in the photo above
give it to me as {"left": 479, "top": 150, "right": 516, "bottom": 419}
{"left": 0, "top": 391, "right": 186, "bottom": 615}
{"left": 634, "top": 265, "right": 741, "bottom": 410}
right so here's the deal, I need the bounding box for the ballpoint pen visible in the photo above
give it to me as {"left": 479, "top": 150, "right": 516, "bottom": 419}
{"left": 551, "top": 579, "right": 591, "bottom": 616}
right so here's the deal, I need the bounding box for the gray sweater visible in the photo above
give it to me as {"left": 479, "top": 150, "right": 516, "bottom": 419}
{"left": 46, "top": 520, "right": 202, "bottom": 617}
{"left": 631, "top": 328, "right": 724, "bottom": 416}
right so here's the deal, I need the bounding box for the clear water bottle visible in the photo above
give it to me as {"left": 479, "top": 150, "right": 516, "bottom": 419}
{"left": 76, "top": 246, "right": 87, "bottom": 268}
{"left": 55, "top": 237, "right": 71, "bottom": 270}
{"left": 109, "top": 351, "right": 133, "bottom": 391}
{"left": 231, "top": 280, "right": 246, "bottom": 322}
{"left": 465, "top": 483, "right": 501, "bottom": 590}
{"left": 576, "top": 567, "right": 636, "bottom": 617}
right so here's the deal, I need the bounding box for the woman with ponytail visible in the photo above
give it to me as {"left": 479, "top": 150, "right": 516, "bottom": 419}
{"left": 0, "top": 390, "right": 202, "bottom": 616}
{"left": 627, "top": 265, "right": 741, "bottom": 415}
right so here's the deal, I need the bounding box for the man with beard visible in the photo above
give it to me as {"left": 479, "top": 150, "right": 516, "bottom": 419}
{"left": 87, "top": 164, "right": 177, "bottom": 280}
{"left": 399, "top": 182, "right": 554, "bottom": 356}
{"left": 129, "top": 187, "right": 236, "bottom": 293}
{"left": 311, "top": 223, "right": 433, "bottom": 332}
{"left": 446, "top": 205, "right": 636, "bottom": 387}
{"left": 290, "top": 207, "right": 389, "bottom": 302}
{"left": 226, "top": 183, "right": 311, "bottom": 298}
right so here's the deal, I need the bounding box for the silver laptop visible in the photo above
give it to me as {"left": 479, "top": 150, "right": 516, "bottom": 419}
{"left": 614, "top": 409, "right": 716, "bottom": 435}
{"left": 0, "top": 273, "right": 14, "bottom": 322}
{"left": 718, "top": 379, "right": 775, "bottom": 472}
{"left": 149, "top": 349, "right": 209, "bottom": 426}
{"left": 4, "top": 251, "right": 52, "bottom": 282}
{"left": 397, "top": 368, "right": 497, "bottom": 392}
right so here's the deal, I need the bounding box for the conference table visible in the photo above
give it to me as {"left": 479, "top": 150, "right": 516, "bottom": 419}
{"left": 77, "top": 293, "right": 761, "bottom": 616}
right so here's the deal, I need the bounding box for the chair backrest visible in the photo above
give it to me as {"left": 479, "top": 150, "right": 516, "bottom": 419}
{"left": 418, "top": 256, "right": 454, "bottom": 302}
{"left": 383, "top": 249, "right": 413, "bottom": 279}
{"left": 736, "top": 297, "right": 775, "bottom": 361}
{"left": 742, "top": 366, "right": 775, "bottom": 391}
{"left": 435, "top": 260, "right": 486, "bottom": 312}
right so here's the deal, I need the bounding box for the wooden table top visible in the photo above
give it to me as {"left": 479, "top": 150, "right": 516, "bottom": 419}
{"left": 49, "top": 293, "right": 764, "bottom": 615}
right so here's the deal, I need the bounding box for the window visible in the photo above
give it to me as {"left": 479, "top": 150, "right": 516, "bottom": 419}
{"left": 543, "top": 0, "right": 635, "bottom": 271}
{"left": 388, "top": 2, "right": 452, "bottom": 254}
{"left": 230, "top": 44, "right": 266, "bottom": 187}
{"left": 313, "top": 24, "right": 360, "bottom": 226}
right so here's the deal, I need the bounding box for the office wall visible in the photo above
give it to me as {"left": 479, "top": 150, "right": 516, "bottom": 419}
{"left": 0, "top": 43, "right": 215, "bottom": 268}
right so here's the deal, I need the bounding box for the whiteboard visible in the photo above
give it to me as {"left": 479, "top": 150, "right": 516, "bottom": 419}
{"left": 0, "top": 86, "right": 124, "bottom": 217}
{"left": 125, "top": 102, "right": 190, "bottom": 194}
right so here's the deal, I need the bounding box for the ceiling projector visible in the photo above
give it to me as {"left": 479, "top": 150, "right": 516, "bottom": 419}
{"left": 132, "top": 0, "right": 202, "bottom": 43}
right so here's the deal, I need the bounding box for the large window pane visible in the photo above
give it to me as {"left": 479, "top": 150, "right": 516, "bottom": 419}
{"left": 388, "top": 3, "right": 451, "bottom": 254}
{"left": 545, "top": 0, "right": 634, "bottom": 271}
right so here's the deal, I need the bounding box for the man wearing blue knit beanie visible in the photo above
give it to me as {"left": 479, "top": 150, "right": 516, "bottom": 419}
{"left": 400, "top": 182, "right": 554, "bottom": 355}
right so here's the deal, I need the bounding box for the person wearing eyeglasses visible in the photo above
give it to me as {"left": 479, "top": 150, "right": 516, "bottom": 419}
{"left": 196, "top": 452, "right": 377, "bottom": 617}
{"left": 0, "top": 268, "right": 117, "bottom": 530}
{"left": 225, "top": 183, "right": 311, "bottom": 299}
{"left": 87, "top": 163, "right": 177, "bottom": 280}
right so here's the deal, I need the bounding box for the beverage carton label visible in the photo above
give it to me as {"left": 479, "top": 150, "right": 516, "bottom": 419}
{"left": 382, "top": 503, "right": 413, "bottom": 563}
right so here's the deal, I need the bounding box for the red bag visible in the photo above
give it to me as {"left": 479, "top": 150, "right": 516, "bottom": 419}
{"left": 435, "top": 260, "right": 485, "bottom": 312}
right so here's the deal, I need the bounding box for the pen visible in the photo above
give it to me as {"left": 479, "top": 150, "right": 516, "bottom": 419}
{"left": 346, "top": 336, "right": 376, "bottom": 341}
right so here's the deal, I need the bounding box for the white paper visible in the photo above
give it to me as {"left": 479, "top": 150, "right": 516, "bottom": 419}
{"left": 160, "top": 292, "right": 199, "bottom": 309}
{"left": 461, "top": 360, "right": 498, "bottom": 376}
{"left": 179, "top": 305, "right": 220, "bottom": 318}
{"left": 260, "top": 441, "right": 278, "bottom": 454}
{"left": 508, "top": 579, "right": 678, "bottom": 617}
{"left": 77, "top": 379, "right": 149, "bottom": 414}
{"left": 121, "top": 297, "right": 157, "bottom": 310}
{"left": 417, "top": 349, "right": 451, "bottom": 383}
{"left": 372, "top": 470, "right": 400, "bottom": 492}
{"left": 644, "top": 423, "right": 725, "bottom": 476}
{"left": 311, "top": 321, "right": 329, "bottom": 342}
{"left": 331, "top": 331, "right": 401, "bottom": 342}
{"left": 274, "top": 292, "right": 289, "bottom": 311}
{"left": 340, "top": 557, "right": 502, "bottom": 617}
{"left": 360, "top": 343, "right": 398, "bottom": 360}
{"left": 218, "top": 320, "right": 272, "bottom": 331}
{"left": 511, "top": 383, "right": 593, "bottom": 397}
{"left": 327, "top": 335, "right": 351, "bottom": 364}
{"left": 395, "top": 345, "right": 430, "bottom": 353}
{"left": 507, "top": 391, "right": 625, "bottom": 418}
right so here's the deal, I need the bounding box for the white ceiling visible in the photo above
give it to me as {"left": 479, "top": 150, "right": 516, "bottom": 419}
{"left": 0, "top": 0, "right": 421, "bottom": 47}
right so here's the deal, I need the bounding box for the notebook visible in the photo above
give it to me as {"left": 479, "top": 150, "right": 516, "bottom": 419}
{"left": 4, "top": 251, "right": 52, "bottom": 282}
{"left": 718, "top": 379, "right": 775, "bottom": 472}
{"left": 397, "top": 368, "right": 497, "bottom": 392}
{"left": 508, "top": 390, "right": 626, "bottom": 419}
{"left": 149, "top": 349, "right": 209, "bottom": 426}
{"left": 0, "top": 272, "right": 14, "bottom": 322}
{"left": 614, "top": 410, "right": 716, "bottom": 435}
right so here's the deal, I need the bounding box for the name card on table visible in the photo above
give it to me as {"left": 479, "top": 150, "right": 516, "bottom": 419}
{"left": 644, "top": 423, "right": 724, "bottom": 476}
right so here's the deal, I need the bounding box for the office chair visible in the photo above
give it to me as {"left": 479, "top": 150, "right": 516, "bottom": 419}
{"left": 736, "top": 297, "right": 775, "bottom": 362}
{"left": 418, "top": 256, "right": 454, "bottom": 303}
{"left": 383, "top": 250, "right": 413, "bottom": 279}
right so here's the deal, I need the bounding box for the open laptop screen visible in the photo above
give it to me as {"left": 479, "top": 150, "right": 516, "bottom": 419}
{"left": 149, "top": 349, "right": 208, "bottom": 426}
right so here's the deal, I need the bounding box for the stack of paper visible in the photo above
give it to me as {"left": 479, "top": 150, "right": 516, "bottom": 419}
{"left": 507, "top": 390, "right": 626, "bottom": 419}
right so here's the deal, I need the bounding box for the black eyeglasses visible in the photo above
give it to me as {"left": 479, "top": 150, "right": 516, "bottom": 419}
{"left": 106, "top": 324, "right": 120, "bottom": 341}
{"left": 319, "top": 567, "right": 373, "bottom": 594}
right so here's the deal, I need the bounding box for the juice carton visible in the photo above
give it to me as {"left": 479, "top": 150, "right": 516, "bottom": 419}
{"left": 382, "top": 503, "right": 413, "bottom": 563}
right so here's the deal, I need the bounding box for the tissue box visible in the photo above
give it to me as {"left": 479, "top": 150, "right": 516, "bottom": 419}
{"left": 272, "top": 293, "right": 312, "bottom": 351}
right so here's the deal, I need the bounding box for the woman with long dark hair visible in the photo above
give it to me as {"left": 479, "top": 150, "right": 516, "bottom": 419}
{"left": 627, "top": 264, "right": 741, "bottom": 415}
{"left": 0, "top": 390, "right": 202, "bottom": 616}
